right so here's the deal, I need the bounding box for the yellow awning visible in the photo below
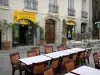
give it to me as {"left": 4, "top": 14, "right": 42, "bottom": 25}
{"left": 66, "top": 20, "right": 76, "bottom": 25}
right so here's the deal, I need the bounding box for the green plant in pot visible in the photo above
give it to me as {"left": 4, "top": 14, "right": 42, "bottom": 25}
{"left": 62, "top": 19, "right": 67, "bottom": 44}
{"left": 0, "top": 20, "right": 11, "bottom": 50}
{"left": 62, "top": 30, "right": 67, "bottom": 44}
{"left": 8, "top": 23, "right": 19, "bottom": 47}
{"left": 39, "top": 27, "right": 45, "bottom": 46}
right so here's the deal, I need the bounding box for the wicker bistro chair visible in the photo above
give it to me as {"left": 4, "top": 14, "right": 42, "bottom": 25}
{"left": 31, "top": 47, "right": 40, "bottom": 55}
{"left": 9, "top": 52, "right": 26, "bottom": 75}
{"left": 50, "top": 58, "right": 59, "bottom": 73}
{"left": 71, "top": 53, "right": 78, "bottom": 66}
{"left": 62, "top": 55, "right": 69, "bottom": 65}
{"left": 79, "top": 51, "right": 86, "bottom": 65}
{"left": 44, "top": 46, "right": 53, "bottom": 54}
{"left": 58, "top": 55, "right": 69, "bottom": 73}
{"left": 84, "top": 49, "right": 91, "bottom": 64}
{"left": 26, "top": 61, "right": 46, "bottom": 75}
{"left": 93, "top": 52, "right": 100, "bottom": 69}
{"left": 27, "top": 50, "right": 37, "bottom": 57}
{"left": 64, "top": 59, "right": 75, "bottom": 72}
{"left": 57, "top": 45, "right": 64, "bottom": 51}
{"left": 61, "top": 44, "right": 67, "bottom": 50}
{"left": 44, "top": 67, "right": 59, "bottom": 75}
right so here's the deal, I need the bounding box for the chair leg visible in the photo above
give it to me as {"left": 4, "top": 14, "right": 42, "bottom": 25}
{"left": 84, "top": 59, "right": 86, "bottom": 65}
{"left": 12, "top": 69, "right": 15, "bottom": 75}
{"left": 19, "top": 70, "right": 22, "bottom": 75}
{"left": 87, "top": 58, "right": 89, "bottom": 64}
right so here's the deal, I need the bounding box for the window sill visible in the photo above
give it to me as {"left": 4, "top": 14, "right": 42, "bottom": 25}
{"left": 48, "top": 12, "right": 59, "bottom": 15}
{"left": 23, "top": 8, "right": 37, "bottom": 13}
{"left": 67, "top": 15, "right": 76, "bottom": 19}
{"left": 0, "top": 6, "right": 10, "bottom": 10}
{"left": 81, "top": 17, "right": 88, "bottom": 20}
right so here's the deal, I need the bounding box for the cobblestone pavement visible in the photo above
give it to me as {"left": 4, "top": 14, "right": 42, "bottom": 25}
{"left": 0, "top": 44, "right": 99, "bottom": 75}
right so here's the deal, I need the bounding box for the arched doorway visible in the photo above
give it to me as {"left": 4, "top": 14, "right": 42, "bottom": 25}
{"left": 81, "top": 22, "right": 87, "bottom": 40}
{"left": 66, "top": 20, "right": 76, "bottom": 40}
{"left": 45, "top": 19, "right": 55, "bottom": 44}
{"left": 81, "top": 23, "right": 87, "bottom": 33}
{"left": 13, "top": 19, "right": 35, "bottom": 46}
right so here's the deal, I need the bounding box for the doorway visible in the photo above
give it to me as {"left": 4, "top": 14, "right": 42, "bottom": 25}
{"left": 45, "top": 19, "right": 55, "bottom": 44}
{"left": 19, "top": 25, "right": 28, "bottom": 45}
{"left": 81, "top": 23, "right": 87, "bottom": 33}
{"left": 67, "top": 25, "right": 75, "bottom": 40}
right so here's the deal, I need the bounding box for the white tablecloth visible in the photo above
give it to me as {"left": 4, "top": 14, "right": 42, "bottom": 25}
{"left": 64, "top": 73, "right": 75, "bottom": 75}
{"left": 72, "top": 66, "right": 100, "bottom": 75}
{"left": 19, "top": 55, "right": 51, "bottom": 65}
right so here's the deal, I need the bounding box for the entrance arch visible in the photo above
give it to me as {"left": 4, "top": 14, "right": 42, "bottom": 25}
{"left": 66, "top": 20, "right": 76, "bottom": 40}
{"left": 13, "top": 19, "right": 35, "bottom": 46}
{"left": 45, "top": 19, "right": 55, "bottom": 44}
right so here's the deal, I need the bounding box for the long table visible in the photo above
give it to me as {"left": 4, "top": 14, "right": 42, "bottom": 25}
{"left": 44, "top": 51, "right": 70, "bottom": 58}
{"left": 44, "top": 48, "right": 86, "bottom": 58}
{"left": 72, "top": 66, "right": 100, "bottom": 75}
{"left": 19, "top": 48, "right": 86, "bottom": 65}
{"left": 19, "top": 55, "right": 51, "bottom": 65}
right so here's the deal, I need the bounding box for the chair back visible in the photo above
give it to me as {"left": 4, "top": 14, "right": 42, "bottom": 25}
{"left": 62, "top": 55, "right": 69, "bottom": 65}
{"left": 61, "top": 44, "right": 66, "bottom": 49}
{"left": 57, "top": 45, "right": 64, "bottom": 51}
{"left": 93, "top": 52, "right": 99, "bottom": 64}
{"left": 87, "top": 49, "right": 91, "bottom": 57}
{"left": 44, "top": 46, "right": 53, "bottom": 54}
{"left": 80, "top": 51, "right": 85, "bottom": 59}
{"left": 9, "top": 52, "right": 20, "bottom": 65}
{"left": 51, "top": 58, "right": 59, "bottom": 69}
{"left": 32, "top": 62, "right": 45, "bottom": 74}
{"left": 32, "top": 47, "right": 40, "bottom": 55}
{"left": 72, "top": 53, "right": 77, "bottom": 61}
{"left": 64, "top": 59, "right": 75, "bottom": 72}
{"left": 27, "top": 50, "right": 37, "bottom": 57}
{"left": 44, "top": 68, "right": 54, "bottom": 75}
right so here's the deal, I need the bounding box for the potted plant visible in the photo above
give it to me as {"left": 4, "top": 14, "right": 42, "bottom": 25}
{"left": 0, "top": 20, "right": 11, "bottom": 50}
{"left": 62, "top": 30, "right": 67, "bottom": 44}
{"left": 34, "top": 22, "right": 45, "bottom": 46}
{"left": 8, "top": 23, "right": 19, "bottom": 47}
{"left": 39, "top": 27, "right": 45, "bottom": 46}
{"left": 62, "top": 19, "right": 67, "bottom": 44}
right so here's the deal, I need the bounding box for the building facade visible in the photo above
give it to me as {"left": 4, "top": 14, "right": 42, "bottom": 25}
{"left": 0, "top": 0, "right": 92, "bottom": 48}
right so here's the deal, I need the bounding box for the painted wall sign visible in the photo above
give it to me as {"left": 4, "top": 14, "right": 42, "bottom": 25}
{"left": 13, "top": 10, "right": 36, "bottom": 24}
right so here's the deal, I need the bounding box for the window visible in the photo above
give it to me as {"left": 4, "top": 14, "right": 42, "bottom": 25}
{"left": 24, "top": 0, "right": 37, "bottom": 10}
{"left": 49, "top": 0, "right": 58, "bottom": 13}
{"left": 82, "top": 0, "right": 86, "bottom": 11}
{"left": 0, "top": 0, "right": 9, "bottom": 6}
{"left": 68, "top": 0, "right": 74, "bottom": 8}
{"left": 50, "top": 0, "right": 57, "bottom": 5}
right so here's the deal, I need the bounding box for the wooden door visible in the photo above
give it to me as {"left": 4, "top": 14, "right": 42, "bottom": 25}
{"left": 45, "top": 19, "right": 55, "bottom": 44}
